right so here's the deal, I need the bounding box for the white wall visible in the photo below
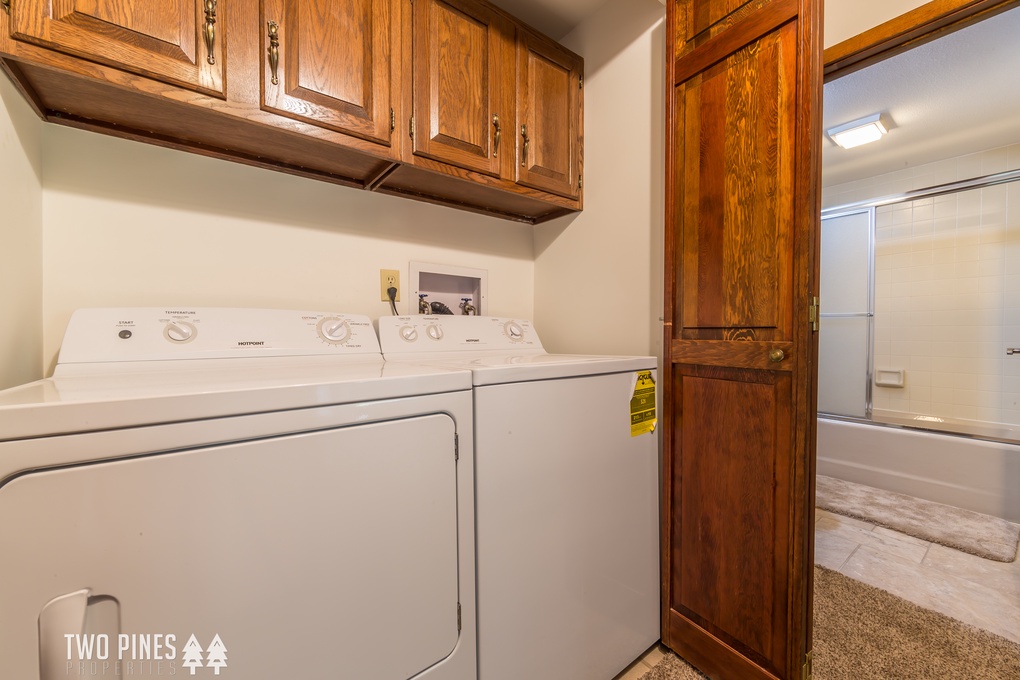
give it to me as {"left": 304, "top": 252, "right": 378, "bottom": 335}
{"left": 0, "top": 75, "right": 43, "bottom": 389}
{"left": 534, "top": 0, "right": 665, "bottom": 358}
{"left": 40, "top": 127, "right": 535, "bottom": 372}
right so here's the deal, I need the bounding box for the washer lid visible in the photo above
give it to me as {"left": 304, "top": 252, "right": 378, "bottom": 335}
{"left": 0, "top": 357, "right": 471, "bottom": 441}
{"left": 388, "top": 351, "right": 656, "bottom": 385}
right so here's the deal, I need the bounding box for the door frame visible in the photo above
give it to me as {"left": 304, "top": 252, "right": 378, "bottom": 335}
{"left": 824, "top": 0, "right": 1020, "bottom": 79}
{"left": 660, "top": 0, "right": 1020, "bottom": 677}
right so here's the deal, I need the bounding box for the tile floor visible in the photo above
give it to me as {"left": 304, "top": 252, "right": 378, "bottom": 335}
{"left": 813, "top": 507, "right": 1020, "bottom": 644}
{"left": 612, "top": 506, "right": 1020, "bottom": 679}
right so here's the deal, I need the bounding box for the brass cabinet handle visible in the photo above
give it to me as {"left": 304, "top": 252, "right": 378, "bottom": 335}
{"left": 203, "top": 0, "right": 217, "bottom": 65}
{"left": 769, "top": 348, "right": 785, "bottom": 363}
{"left": 267, "top": 21, "right": 280, "bottom": 86}
{"left": 521, "top": 124, "right": 529, "bottom": 167}
{"left": 493, "top": 114, "right": 501, "bottom": 158}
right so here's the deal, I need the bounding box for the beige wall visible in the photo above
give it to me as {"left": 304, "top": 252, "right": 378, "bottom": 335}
{"left": 39, "top": 127, "right": 535, "bottom": 372}
{"left": 0, "top": 76, "right": 43, "bottom": 389}
{"left": 534, "top": 0, "right": 666, "bottom": 358}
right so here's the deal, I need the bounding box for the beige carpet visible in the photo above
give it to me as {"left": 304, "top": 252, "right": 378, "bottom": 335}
{"left": 816, "top": 475, "right": 1020, "bottom": 562}
{"left": 641, "top": 567, "right": 1020, "bottom": 679}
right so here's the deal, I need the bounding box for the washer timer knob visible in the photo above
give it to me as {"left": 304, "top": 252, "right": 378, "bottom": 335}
{"left": 317, "top": 317, "right": 352, "bottom": 344}
{"left": 163, "top": 321, "right": 197, "bottom": 343}
{"left": 503, "top": 321, "right": 525, "bottom": 342}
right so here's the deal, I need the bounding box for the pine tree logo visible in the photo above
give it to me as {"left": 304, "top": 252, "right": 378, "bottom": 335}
{"left": 205, "top": 634, "right": 228, "bottom": 675}
{"left": 181, "top": 635, "right": 204, "bottom": 675}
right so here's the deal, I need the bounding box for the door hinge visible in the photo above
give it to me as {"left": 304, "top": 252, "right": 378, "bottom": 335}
{"left": 1, "top": 0, "right": 10, "bottom": 15}
{"left": 457, "top": 602, "right": 462, "bottom": 632}
{"left": 390, "top": 108, "right": 395, "bottom": 132}
{"left": 409, "top": 116, "right": 415, "bottom": 140}
{"left": 578, "top": 174, "right": 583, "bottom": 190}
{"left": 802, "top": 650, "right": 813, "bottom": 680}
{"left": 454, "top": 433, "right": 459, "bottom": 462}
{"left": 579, "top": 74, "right": 583, "bottom": 89}
{"left": 809, "top": 296, "right": 819, "bottom": 332}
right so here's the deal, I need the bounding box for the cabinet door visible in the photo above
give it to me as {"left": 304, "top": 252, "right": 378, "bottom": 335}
{"left": 515, "top": 31, "right": 581, "bottom": 199}
{"left": 9, "top": 0, "right": 224, "bottom": 95}
{"left": 412, "top": 0, "right": 509, "bottom": 177}
{"left": 262, "top": 0, "right": 394, "bottom": 146}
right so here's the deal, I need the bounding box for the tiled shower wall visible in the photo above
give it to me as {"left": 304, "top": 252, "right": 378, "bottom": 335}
{"left": 822, "top": 142, "right": 1020, "bottom": 425}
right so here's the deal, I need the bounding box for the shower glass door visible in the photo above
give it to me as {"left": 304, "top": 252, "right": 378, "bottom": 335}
{"left": 818, "top": 208, "right": 874, "bottom": 418}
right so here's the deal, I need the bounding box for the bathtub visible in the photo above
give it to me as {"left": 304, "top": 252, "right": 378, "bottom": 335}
{"left": 817, "top": 416, "right": 1020, "bottom": 523}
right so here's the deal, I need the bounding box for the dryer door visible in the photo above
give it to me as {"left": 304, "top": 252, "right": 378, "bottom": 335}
{"left": 0, "top": 414, "right": 460, "bottom": 679}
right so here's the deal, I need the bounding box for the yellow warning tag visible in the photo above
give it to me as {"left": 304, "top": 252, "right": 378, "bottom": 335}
{"left": 630, "top": 370, "right": 657, "bottom": 437}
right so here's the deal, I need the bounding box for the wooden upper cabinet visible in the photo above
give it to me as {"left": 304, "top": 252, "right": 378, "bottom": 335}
{"left": 8, "top": 0, "right": 224, "bottom": 96}
{"left": 515, "top": 31, "right": 581, "bottom": 199}
{"left": 261, "top": 0, "right": 394, "bottom": 146}
{"left": 412, "top": 0, "right": 510, "bottom": 177}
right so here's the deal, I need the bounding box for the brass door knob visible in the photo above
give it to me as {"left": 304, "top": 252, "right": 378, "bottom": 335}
{"left": 769, "top": 348, "right": 785, "bottom": 363}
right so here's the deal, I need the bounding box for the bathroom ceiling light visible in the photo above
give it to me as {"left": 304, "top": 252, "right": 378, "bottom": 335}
{"left": 827, "top": 113, "right": 889, "bottom": 149}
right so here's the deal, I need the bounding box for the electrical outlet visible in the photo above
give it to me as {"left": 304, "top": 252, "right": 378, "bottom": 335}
{"left": 380, "top": 269, "right": 400, "bottom": 302}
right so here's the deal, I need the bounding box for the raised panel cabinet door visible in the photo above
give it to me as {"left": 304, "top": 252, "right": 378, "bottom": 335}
{"left": 9, "top": 0, "right": 224, "bottom": 95}
{"left": 412, "top": 0, "right": 509, "bottom": 177}
{"left": 515, "top": 31, "right": 581, "bottom": 199}
{"left": 262, "top": 0, "right": 394, "bottom": 146}
{"left": 662, "top": 0, "right": 822, "bottom": 679}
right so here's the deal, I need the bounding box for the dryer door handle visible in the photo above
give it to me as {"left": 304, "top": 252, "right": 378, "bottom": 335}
{"left": 39, "top": 589, "right": 91, "bottom": 680}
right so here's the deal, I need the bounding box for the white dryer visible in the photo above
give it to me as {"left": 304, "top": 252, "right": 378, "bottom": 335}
{"left": 379, "top": 316, "right": 660, "bottom": 680}
{"left": 0, "top": 308, "right": 477, "bottom": 680}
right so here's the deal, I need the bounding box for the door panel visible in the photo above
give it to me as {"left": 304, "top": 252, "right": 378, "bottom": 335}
{"left": 662, "top": 0, "right": 821, "bottom": 678}
{"left": 515, "top": 31, "right": 581, "bottom": 198}
{"left": 0, "top": 415, "right": 461, "bottom": 679}
{"left": 676, "top": 28, "right": 792, "bottom": 333}
{"left": 674, "top": 367, "right": 791, "bottom": 676}
{"left": 412, "top": 0, "right": 508, "bottom": 176}
{"left": 10, "top": 0, "right": 223, "bottom": 95}
{"left": 262, "top": 0, "right": 393, "bottom": 145}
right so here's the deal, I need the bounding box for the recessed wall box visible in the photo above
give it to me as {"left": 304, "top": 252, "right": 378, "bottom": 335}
{"left": 875, "top": 369, "right": 905, "bottom": 388}
{"left": 410, "top": 262, "right": 488, "bottom": 316}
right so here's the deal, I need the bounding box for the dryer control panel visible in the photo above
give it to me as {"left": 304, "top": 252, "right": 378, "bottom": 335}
{"left": 378, "top": 316, "right": 543, "bottom": 354}
{"left": 57, "top": 308, "right": 381, "bottom": 364}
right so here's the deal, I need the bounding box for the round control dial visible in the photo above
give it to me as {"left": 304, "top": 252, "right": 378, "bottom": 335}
{"left": 503, "top": 320, "right": 525, "bottom": 343}
{"left": 426, "top": 324, "right": 444, "bottom": 341}
{"left": 317, "top": 317, "right": 352, "bottom": 345}
{"left": 399, "top": 325, "right": 419, "bottom": 342}
{"left": 163, "top": 321, "right": 197, "bottom": 344}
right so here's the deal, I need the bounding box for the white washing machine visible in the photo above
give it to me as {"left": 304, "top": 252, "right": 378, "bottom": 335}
{"left": 378, "top": 316, "right": 660, "bottom": 680}
{"left": 0, "top": 308, "right": 477, "bottom": 680}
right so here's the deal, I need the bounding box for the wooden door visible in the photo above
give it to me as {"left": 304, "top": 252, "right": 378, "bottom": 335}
{"left": 411, "top": 0, "right": 509, "bottom": 177}
{"left": 262, "top": 0, "right": 394, "bottom": 146}
{"left": 515, "top": 30, "right": 581, "bottom": 199}
{"left": 9, "top": 0, "right": 224, "bottom": 95}
{"left": 662, "top": 0, "right": 822, "bottom": 679}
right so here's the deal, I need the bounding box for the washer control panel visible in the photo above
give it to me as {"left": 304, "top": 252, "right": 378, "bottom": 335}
{"left": 57, "top": 308, "right": 381, "bottom": 364}
{"left": 378, "top": 316, "right": 542, "bottom": 354}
